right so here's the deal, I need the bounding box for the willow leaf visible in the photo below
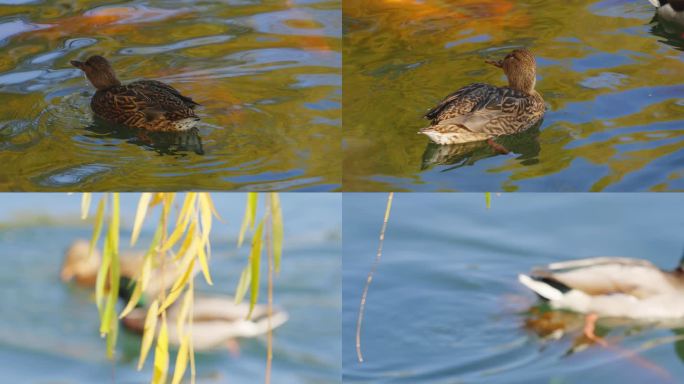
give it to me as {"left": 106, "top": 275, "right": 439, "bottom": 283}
{"left": 248, "top": 220, "right": 264, "bottom": 318}
{"left": 138, "top": 300, "right": 159, "bottom": 370}
{"left": 159, "top": 258, "right": 195, "bottom": 313}
{"left": 197, "top": 236, "right": 213, "bottom": 286}
{"left": 485, "top": 192, "right": 491, "bottom": 209}
{"left": 130, "top": 192, "right": 152, "bottom": 246}
{"left": 238, "top": 193, "right": 257, "bottom": 248}
{"left": 163, "top": 193, "right": 196, "bottom": 252}
{"left": 270, "top": 193, "right": 283, "bottom": 273}
{"left": 89, "top": 198, "right": 106, "bottom": 260}
{"left": 171, "top": 334, "right": 189, "bottom": 384}
{"left": 81, "top": 193, "right": 91, "bottom": 220}
{"left": 152, "top": 317, "right": 169, "bottom": 384}
{"left": 234, "top": 264, "right": 251, "bottom": 304}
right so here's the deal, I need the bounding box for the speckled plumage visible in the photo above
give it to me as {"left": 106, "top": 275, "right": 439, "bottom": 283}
{"left": 420, "top": 49, "right": 545, "bottom": 145}
{"left": 72, "top": 56, "right": 200, "bottom": 132}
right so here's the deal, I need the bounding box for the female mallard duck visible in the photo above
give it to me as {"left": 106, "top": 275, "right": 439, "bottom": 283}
{"left": 71, "top": 56, "right": 200, "bottom": 132}
{"left": 648, "top": 0, "right": 684, "bottom": 26}
{"left": 60, "top": 239, "right": 189, "bottom": 298}
{"left": 118, "top": 277, "right": 289, "bottom": 351}
{"left": 519, "top": 256, "right": 684, "bottom": 343}
{"left": 420, "top": 49, "right": 545, "bottom": 150}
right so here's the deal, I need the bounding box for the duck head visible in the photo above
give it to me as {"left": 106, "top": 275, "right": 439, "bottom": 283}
{"left": 71, "top": 55, "right": 121, "bottom": 90}
{"left": 486, "top": 49, "right": 537, "bottom": 94}
{"left": 61, "top": 239, "right": 101, "bottom": 285}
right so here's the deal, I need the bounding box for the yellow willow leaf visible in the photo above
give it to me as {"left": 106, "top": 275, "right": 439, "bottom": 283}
{"left": 238, "top": 193, "right": 257, "bottom": 248}
{"left": 270, "top": 193, "right": 283, "bottom": 273}
{"left": 149, "top": 193, "right": 164, "bottom": 207}
{"left": 174, "top": 221, "right": 196, "bottom": 261}
{"left": 88, "top": 198, "right": 106, "bottom": 260}
{"left": 171, "top": 334, "right": 189, "bottom": 384}
{"left": 199, "top": 194, "right": 212, "bottom": 248}
{"left": 138, "top": 300, "right": 159, "bottom": 370}
{"left": 176, "top": 283, "right": 193, "bottom": 337}
{"left": 485, "top": 192, "right": 491, "bottom": 209}
{"left": 234, "top": 264, "right": 251, "bottom": 304}
{"left": 162, "top": 193, "right": 174, "bottom": 220}
{"left": 248, "top": 220, "right": 264, "bottom": 318}
{"left": 81, "top": 193, "right": 91, "bottom": 219}
{"left": 153, "top": 317, "right": 169, "bottom": 384}
{"left": 201, "top": 192, "right": 221, "bottom": 220}
{"left": 110, "top": 193, "right": 120, "bottom": 251}
{"left": 100, "top": 236, "right": 120, "bottom": 337}
{"left": 130, "top": 192, "right": 152, "bottom": 246}
{"left": 196, "top": 236, "right": 213, "bottom": 285}
{"left": 119, "top": 257, "right": 151, "bottom": 319}
{"left": 106, "top": 316, "right": 118, "bottom": 360}
{"left": 163, "top": 194, "right": 196, "bottom": 252}
{"left": 95, "top": 235, "right": 111, "bottom": 313}
{"left": 159, "top": 259, "right": 195, "bottom": 313}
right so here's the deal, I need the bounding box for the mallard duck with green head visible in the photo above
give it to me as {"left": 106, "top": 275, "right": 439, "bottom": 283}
{"left": 71, "top": 56, "right": 200, "bottom": 132}
{"left": 420, "top": 49, "right": 545, "bottom": 151}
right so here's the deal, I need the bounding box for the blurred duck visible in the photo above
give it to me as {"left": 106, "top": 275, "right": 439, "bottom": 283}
{"left": 649, "top": 0, "right": 684, "bottom": 26}
{"left": 519, "top": 256, "right": 684, "bottom": 344}
{"left": 71, "top": 55, "right": 200, "bottom": 132}
{"left": 420, "top": 49, "right": 545, "bottom": 152}
{"left": 60, "top": 239, "right": 186, "bottom": 298}
{"left": 119, "top": 277, "right": 289, "bottom": 352}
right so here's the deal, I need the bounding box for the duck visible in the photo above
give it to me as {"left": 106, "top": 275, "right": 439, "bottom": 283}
{"left": 518, "top": 256, "right": 684, "bottom": 344}
{"left": 648, "top": 0, "right": 684, "bottom": 26}
{"left": 419, "top": 49, "right": 545, "bottom": 152}
{"left": 118, "top": 276, "right": 289, "bottom": 351}
{"left": 71, "top": 55, "right": 200, "bottom": 132}
{"left": 60, "top": 239, "right": 189, "bottom": 298}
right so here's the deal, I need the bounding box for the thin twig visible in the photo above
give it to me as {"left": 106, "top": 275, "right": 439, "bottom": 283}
{"left": 356, "top": 192, "right": 394, "bottom": 363}
{"left": 265, "top": 196, "right": 274, "bottom": 384}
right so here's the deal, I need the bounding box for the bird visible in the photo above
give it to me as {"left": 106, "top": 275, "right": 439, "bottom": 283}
{"left": 648, "top": 0, "right": 684, "bottom": 26}
{"left": 71, "top": 55, "right": 200, "bottom": 132}
{"left": 419, "top": 49, "right": 545, "bottom": 152}
{"left": 118, "top": 276, "right": 289, "bottom": 351}
{"left": 60, "top": 239, "right": 190, "bottom": 298}
{"left": 518, "top": 256, "right": 684, "bottom": 344}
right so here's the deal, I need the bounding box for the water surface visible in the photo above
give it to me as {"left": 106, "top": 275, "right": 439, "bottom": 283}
{"left": 0, "top": 0, "right": 341, "bottom": 191}
{"left": 343, "top": 0, "right": 684, "bottom": 191}
{"left": 343, "top": 193, "right": 684, "bottom": 383}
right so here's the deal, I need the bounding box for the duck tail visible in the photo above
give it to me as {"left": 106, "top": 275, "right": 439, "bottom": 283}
{"left": 518, "top": 274, "right": 564, "bottom": 301}
{"left": 647, "top": 0, "right": 660, "bottom": 8}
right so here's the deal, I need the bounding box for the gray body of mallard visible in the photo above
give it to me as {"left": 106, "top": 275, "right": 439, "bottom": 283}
{"left": 519, "top": 257, "right": 684, "bottom": 319}
{"left": 649, "top": 0, "right": 684, "bottom": 25}
{"left": 420, "top": 49, "right": 545, "bottom": 145}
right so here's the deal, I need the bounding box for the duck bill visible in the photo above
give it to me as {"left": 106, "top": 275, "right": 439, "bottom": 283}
{"left": 70, "top": 60, "right": 84, "bottom": 69}
{"left": 485, "top": 59, "right": 503, "bottom": 68}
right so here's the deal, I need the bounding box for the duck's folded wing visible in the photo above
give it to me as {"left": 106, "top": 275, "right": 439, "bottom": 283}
{"left": 425, "top": 83, "right": 496, "bottom": 121}
{"left": 532, "top": 258, "right": 671, "bottom": 298}
{"left": 131, "top": 80, "right": 200, "bottom": 107}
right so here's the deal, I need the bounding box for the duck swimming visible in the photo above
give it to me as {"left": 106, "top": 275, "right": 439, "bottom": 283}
{"left": 420, "top": 49, "right": 545, "bottom": 150}
{"left": 71, "top": 56, "right": 200, "bottom": 132}
{"left": 519, "top": 256, "right": 684, "bottom": 344}
{"left": 649, "top": 0, "right": 684, "bottom": 26}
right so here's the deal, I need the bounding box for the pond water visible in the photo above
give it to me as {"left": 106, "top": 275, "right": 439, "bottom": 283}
{"left": 0, "top": 193, "right": 341, "bottom": 383}
{"left": 343, "top": 193, "right": 684, "bottom": 383}
{"left": 343, "top": 0, "right": 684, "bottom": 191}
{"left": 0, "top": 1, "right": 341, "bottom": 191}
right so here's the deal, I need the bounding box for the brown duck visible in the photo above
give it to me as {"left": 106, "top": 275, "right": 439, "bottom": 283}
{"left": 71, "top": 56, "right": 200, "bottom": 132}
{"left": 420, "top": 49, "right": 544, "bottom": 151}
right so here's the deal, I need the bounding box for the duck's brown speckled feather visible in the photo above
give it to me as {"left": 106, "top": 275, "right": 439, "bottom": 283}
{"left": 92, "top": 81, "right": 199, "bottom": 132}
{"left": 421, "top": 83, "right": 545, "bottom": 145}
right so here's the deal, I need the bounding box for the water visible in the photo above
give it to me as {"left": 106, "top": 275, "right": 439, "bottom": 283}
{"left": 0, "top": 193, "right": 341, "bottom": 383}
{"left": 342, "top": 0, "right": 684, "bottom": 191}
{"left": 343, "top": 193, "right": 684, "bottom": 383}
{"left": 0, "top": 1, "right": 341, "bottom": 191}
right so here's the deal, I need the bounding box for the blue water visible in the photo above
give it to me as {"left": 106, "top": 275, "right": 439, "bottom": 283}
{"left": 0, "top": 193, "right": 341, "bottom": 383}
{"left": 343, "top": 193, "right": 684, "bottom": 383}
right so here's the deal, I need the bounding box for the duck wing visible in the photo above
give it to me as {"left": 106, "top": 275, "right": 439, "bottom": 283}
{"left": 130, "top": 80, "right": 200, "bottom": 108}
{"left": 425, "top": 83, "right": 497, "bottom": 122}
{"left": 529, "top": 257, "right": 676, "bottom": 299}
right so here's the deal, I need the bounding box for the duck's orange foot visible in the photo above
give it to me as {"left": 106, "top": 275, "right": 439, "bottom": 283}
{"left": 487, "top": 138, "right": 510, "bottom": 154}
{"left": 583, "top": 313, "right": 608, "bottom": 347}
{"left": 226, "top": 339, "right": 240, "bottom": 357}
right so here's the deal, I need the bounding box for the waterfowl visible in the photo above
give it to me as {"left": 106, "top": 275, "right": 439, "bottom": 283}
{"left": 71, "top": 55, "right": 200, "bottom": 132}
{"left": 420, "top": 49, "right": 545, "bottom": 150}
{"left": 119, "top": 277, "right": 289, "bottom": 351}
{"left": 648, "top": 0, "right": 684, "bottom": 26}
{"left": 60, "top": 239, "right": 189, "bottom": 298}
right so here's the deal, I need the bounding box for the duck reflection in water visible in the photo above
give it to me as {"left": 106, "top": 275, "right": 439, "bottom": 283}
{"left": 420, "top": 121, "right": 541, "bottom": 171}
{"left": 85, "top": 118, "right": 205, "bottom": 156}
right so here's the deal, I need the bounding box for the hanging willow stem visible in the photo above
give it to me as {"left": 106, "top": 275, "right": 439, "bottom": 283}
{"left": 355, "top": 192, "right": 394, "bottom": 363}
{"left": 265, "top": 196, "right": 274, "bottom": 384}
